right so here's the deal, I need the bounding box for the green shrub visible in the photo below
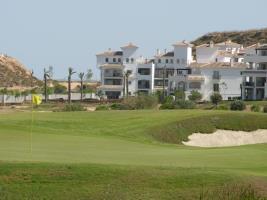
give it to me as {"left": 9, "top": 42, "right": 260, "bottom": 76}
{"left": 263, "top": 105, "right": 267, "bottom": 113}
{"left": 110, "top": 103, "right": 134, "bottom": 110}
{"left": 176, "top": 100, "right": 195, "bottom": 109}
{"left": 188, "top": 90, "right": 202, "bottom": 102}
{"left": 230, "top": 100, "right": 246, "bottom": 111}
{"left": 123, "top": 95, "right": 158, "bottom": 110}
{"left": 95, "top": 105, "right": 109, "bottom": 111}
{"left": 210, "top": 92, "right": 222, "bottom": 106}
{"left": 251, "top": 105, "right": 260, "bottom": 112}
{"left": 174, "top": 89, "right": 185, "bottom": 100}
{"left": 62, "top": 104, "right": 86, "bottom": 112}
{"left": 216, "top": 104, "right": 228, "bottom": 110}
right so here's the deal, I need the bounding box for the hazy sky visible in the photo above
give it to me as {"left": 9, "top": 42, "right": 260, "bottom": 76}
{"left": 1, "top": 0, "right": 267, "bottom": 80}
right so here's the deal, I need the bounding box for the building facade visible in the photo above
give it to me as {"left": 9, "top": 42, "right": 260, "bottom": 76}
{"left": 97, "top": 41, "right": 267, "bottom": 101}
{"left": 242, "top": 44, "right": 267, "bottom": 100}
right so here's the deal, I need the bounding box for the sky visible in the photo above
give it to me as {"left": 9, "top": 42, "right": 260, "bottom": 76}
{"left": 1, "top": 0, "right": 267, "bottom": 80}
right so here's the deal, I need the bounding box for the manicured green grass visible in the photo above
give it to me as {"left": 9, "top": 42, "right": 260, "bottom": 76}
{"left": 0, "top": 110, "right": 267, "bottom": 199}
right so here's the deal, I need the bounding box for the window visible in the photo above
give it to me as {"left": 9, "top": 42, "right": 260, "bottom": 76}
{"left": 213, "top": 71, "right": 220, "bottom": 80}
{"left": 105, "top": 58, "right": 109, "bottom": 63}
{"left": 118, "top": 58, "right": 121, "bottom": 63}
{"left": 177, "top": 70, "right": 183, "bottom": 75}
{"left": 234, "top": 58, "right": 239, "bottom": 62}
{"left": 189, "top": 82, "right": 201, "bottom": 89}
{"left": 131, "top": 58, "right": 134, "bottom": 63}
{"left": 158, "top": 59, "right": 161, "bottom": 63}
{"left": 170, "top": 59, "right": 173, "bottom": 64}
{"left": 138, "top": 68, "right": 150, "bottom": 75}
{"left": 138, "top": 80, "right": 150, "bottom": 89}
{"left": 165, "top": 59, "right": 169, "bottom": 64}
{"left": 126, "top": 58, "right": 129, "bottom": 63}
{"left": 176, "top": 59, "right": 180, "bottom": 64}
{"left": 213, "top": 83, "right": 219, "bottom": 92}
{"left": 113, "top": 58, "right": 116, "bottom": 63}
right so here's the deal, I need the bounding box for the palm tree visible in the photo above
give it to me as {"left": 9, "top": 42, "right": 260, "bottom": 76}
{"left": 68, "top": 67, "right": 76, "bottom": 104}
{"left": 43, "top": 68, "right": 50, "bottom": 103}
{"left": 124, "top": 70, "right": 132, "bottom": 98}
{"left": 78, "top": 72, "right": 85, "bottom": 102}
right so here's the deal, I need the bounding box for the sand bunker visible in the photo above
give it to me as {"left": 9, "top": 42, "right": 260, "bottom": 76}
{"left": 183, "top": 129, "right": 267, "bottom": 147}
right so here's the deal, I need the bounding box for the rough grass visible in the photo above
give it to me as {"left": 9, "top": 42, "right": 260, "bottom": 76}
{"left": 151, "top": 112, "right": 267, "bottom": 144}
{"left": 0, "top": 163, "right": 265, "bottom": 200}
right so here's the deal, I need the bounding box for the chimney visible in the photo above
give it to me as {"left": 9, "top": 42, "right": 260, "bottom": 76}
{"left": 164, "top": 49, "right": 167, "bottom": 54}
{"left": 156, "top": 49, "right": 160, "bottom": 56}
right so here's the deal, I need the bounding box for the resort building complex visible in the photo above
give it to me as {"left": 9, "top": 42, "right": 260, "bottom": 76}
{"left": 97, "top": 41, "right": 267, "bottom": 100}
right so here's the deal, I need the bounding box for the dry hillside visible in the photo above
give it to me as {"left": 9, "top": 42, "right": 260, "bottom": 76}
{"left": 192, "top": 28, "right": 267, "bottom": 47}
{"left": 0, "top": 54, "right": 41, "bottom": 88}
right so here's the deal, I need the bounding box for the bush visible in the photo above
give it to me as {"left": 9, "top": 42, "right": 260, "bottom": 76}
{"left": 210, "top": 92, "right": 222, "bottom": 106}
{"left": 188, "top": 90, "right": 202, "bottom": 102}
{"left": 123, "top": 95, "right": 158, "bottom": 110}
{"left": 62, "top": 104, "right": 86, "bottom": 112}
{"left": 110, "top": 103, "right": 134, "bottom": 110}
{"left": 174, "top": 89, "right": 185, "bottom": 100}
{"left": 160, "top": 96, "right": 175, "bottom": 109}
{"left": 216, "top": 104, "right": 228, "bottom": 110}
{"left": 263, "top": 105, "right": 267, "bottom": 113}
{"left": 95, "top": 105, "right": 109, "bottom": 111}
{"left": 176, "top": 100, "right": 195, "bottom": 109}
{"left": 230, "top": 100, "right": 246, "bottom": 111}
{"left": 251, "top": 105, "right": 260, "bottom": 112}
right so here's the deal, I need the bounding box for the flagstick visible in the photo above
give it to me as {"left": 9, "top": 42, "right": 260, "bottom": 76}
{"left": 30, "top": 96, "right": 34, "bottom": 157}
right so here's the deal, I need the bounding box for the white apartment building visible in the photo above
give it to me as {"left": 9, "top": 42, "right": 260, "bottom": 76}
{"left": 242, "top": 44, "right": 267, "bottom": 100}
{"left": 96, "top": 43, "right": 155, "bottom": 99}
{"left": 169, "top": 40, "right": 247, "bottom": 100}
{"left": 97, "top": 40, "right": 267, "bottom": 101}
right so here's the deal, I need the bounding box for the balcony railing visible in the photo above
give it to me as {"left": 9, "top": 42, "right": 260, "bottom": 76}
{"left": 243, "top": 82, "right": 255, "bottom": 87}
{"left": 104, "top": 73, "right": 123, "bottom": 77}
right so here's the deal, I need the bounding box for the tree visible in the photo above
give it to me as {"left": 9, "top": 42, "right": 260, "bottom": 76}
{"left": 67, "top": 67, "right": 76, "bottom": 104}
{"left": 43, "top": 68, "right": 51, "bottom": 103}
{"left": 188, "top": 90, "right": 202, "bottom": 102}
{"left": 96, "top": 90, "right": 104, "bottom": 102}
{"left": 210, "top": 92, "right": 222, "bottom": 106}
{"left": 54, "top": 84, "right": 67, "bottom": 94}
{"left": 86, "top": 68, "right": 93, "bottom": 81}
{"left": 124, "top": 70, "right": 132, "bottom": 98}
{"left": 174, "top": 89, "right": 185, "bottom": 101}
{"left": 78, "top": 72, "right": 85, "bottom": 102}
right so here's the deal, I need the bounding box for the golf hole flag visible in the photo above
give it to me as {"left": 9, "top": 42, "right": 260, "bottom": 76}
{"left": 32, "top": 95, "right": 42, "bottom": 105}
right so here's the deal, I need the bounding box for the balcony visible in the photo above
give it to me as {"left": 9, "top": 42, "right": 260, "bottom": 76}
{"left": 243, "top": 82, "right": 255, "bottom": 87}
{"left": 244, "top": 54, "right": 267, "bottom": 63}
{"left": 104, "top": 73, "right": 123, "bottom": 78}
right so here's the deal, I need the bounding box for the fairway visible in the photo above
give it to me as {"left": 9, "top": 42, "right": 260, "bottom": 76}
{"left": 0, "top": 110, "right": 267, "bottom": 199}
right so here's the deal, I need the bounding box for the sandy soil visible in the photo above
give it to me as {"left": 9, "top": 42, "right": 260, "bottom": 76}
{"left": 183, "top": 129, "right": 267, "bottom": 147}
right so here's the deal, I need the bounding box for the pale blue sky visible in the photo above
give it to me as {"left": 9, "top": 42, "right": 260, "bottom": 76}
{"left": 1, "top": 0, "right": 267, "bottom": 80}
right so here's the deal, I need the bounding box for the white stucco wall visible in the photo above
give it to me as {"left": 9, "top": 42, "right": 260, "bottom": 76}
{"left": 199, "top": 68, "right": 243, "bottom": 100}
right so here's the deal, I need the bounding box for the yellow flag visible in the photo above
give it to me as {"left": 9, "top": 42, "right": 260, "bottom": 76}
{"left": 32, "top": 95, "right": 42, "bottom": 105}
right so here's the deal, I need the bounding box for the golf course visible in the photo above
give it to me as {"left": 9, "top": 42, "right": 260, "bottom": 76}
{"left": 0, "top": 110, "right": 267, "bottom": 199}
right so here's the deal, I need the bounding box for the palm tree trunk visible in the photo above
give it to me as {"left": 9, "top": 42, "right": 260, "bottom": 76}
{"left": 126, "top": 75, "right": 129, "bottom": 98}
{"left": 80, "top": 80, "right": 83, "bottom": 102}
{"left": 44, "top": 76, "right": 48, "bottom": 103}
{"left": 68, "top": 77, "right": 71, "bottom": 104}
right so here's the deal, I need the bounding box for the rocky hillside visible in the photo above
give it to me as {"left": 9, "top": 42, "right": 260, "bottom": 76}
{"left": 0, "top": 54, "right": 41, "bottom": 88}
{"left": 192, "top": 28, "right": 267, "bottom": 47}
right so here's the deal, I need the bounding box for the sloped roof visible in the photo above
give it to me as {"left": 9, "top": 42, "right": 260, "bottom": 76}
{"left": 96, "top": 51, "right": 123, "bottom": 56}
{"left": 121, "top": 42, "right": 138, "bottom": 49}
{"left": 190, "top": 62, "right": 247, "bottom": 69}
{"left": 172, "top": 40, "right": 193, "bottom": 47}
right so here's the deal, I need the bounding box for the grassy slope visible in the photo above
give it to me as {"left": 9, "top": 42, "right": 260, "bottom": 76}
{"left": 0, "top": 110, "right": 267, "bottom": 199}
